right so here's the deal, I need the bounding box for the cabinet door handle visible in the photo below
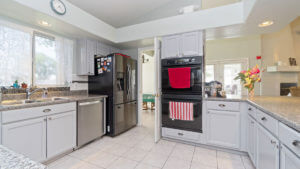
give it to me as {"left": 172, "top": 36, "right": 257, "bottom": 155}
{"left": 48, "top": 117, "right": 52, "bottom": 120}
{"left": 261, "top": 117, "right": 267, "bottom": 121}
{"left": 248, "top": 108, "right": 252, "bottom": 111}
{"left": 270, "top": 140, "right": 276, "bottom": 144}
{"left": 178, "top": 133, "right": 184, "bottom": 136}
{"left": 292, "top": 140, "right": 300, "bottom": 147}
{"left": 43, "top": 118, "right": 47, "bottom": 122}
{"left": 218, "top": 104, "right": 226, "bottom": 107}
{"left": 43, "top": 109, "right": 51, "bottom": 113}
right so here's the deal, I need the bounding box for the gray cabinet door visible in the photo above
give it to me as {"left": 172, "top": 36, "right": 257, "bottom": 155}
{"left": 247, "top": 115, "right": 257, "bottom": 166}
{"left": 257, "top": 124, "right": 279, "bottom": 169}
{"left": 280, "top": 145, "right": 300, "bottom": 169}
{"left": 47, "top": 111, "right": 76, "bottom": 159}
{"left": 2, "top": 117, "right": 46, "bottom": 162}
{"left": 181, "top": 31, "right": 200, "bottom": 56}
{"left": 207, "top": 110, "right": 240, "bottom": 149}
{"left": 87, "top": 39, "right": 96, "bottom": 75}
{"left": 162, "top": 34, "right": 181, "bottom": 58}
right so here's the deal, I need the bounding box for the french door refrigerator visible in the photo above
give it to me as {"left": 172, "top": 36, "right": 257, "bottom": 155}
{"left": 88, "top": 53, "right": 137, "bottom": 136}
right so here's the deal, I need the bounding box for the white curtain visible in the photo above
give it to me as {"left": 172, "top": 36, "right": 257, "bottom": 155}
{"left": 55, "top": 37, "right": 74, "bottom": 86}
{"left": 0, "top": 24, "right": 31, "bottom": 86}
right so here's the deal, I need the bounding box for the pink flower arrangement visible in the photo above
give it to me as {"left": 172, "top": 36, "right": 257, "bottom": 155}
{"left": 234, "top": 65, "right": 261, "bottom": 92}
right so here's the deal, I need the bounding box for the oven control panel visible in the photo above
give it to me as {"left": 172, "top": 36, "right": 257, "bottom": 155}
{"left": 162, "top": 56, "right": 202, "bottom": 66}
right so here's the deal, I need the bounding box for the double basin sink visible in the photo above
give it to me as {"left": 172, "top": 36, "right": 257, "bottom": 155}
{"left": 0, "top": 97, "right": 70, "bottom": 106}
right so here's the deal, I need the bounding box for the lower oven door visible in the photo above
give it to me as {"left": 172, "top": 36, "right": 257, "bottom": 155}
{"left": 162, "top": 94, "right": 202, "bottom": 133}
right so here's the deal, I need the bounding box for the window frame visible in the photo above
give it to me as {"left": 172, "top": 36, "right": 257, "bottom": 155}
{"left": 32, "top": 31, "right": 57, "bottom": 87}
{"left": 206, "top": 58, "right": 249, "bottom": 96}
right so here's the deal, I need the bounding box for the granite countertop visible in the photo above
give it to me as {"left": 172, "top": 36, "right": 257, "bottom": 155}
{"left": 0, "top": 94, "right": 108, "bottom": 111}
{"left": 0, "top": 145, "right": 46, "bottom": 169}
{"left": 205, "top": 95, "right": 300, "bottom": 132}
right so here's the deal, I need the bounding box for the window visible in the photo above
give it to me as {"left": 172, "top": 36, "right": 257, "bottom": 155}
{"left": 205, "top": 65, "right": 215, "bottom": 82}
{"left": 0, "top": 22, "right": 73, "bottom": 87}
{"left": 0, "top": 24, "right": 31, "bottom": 86}
{"left": 206, "top": 59, "right": 248, "bottom": 96}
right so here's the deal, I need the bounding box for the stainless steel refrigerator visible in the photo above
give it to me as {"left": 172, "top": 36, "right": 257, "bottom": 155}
{"left": 88, "top": 53, "right": 137, "bottom": 136}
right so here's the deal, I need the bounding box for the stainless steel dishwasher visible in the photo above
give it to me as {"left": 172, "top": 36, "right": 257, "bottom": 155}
{"left": 77, "top": 98, "right": 106, "bottom": 147}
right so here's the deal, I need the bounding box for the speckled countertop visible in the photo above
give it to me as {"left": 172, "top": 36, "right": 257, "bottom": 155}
{"left": 205, "top": 95, "right": 300, "bottom": 132}
{"left": 0, "top": 145, "right": 46, "bottom": 169}
{"left": 0, "top": 94, "right": 108, "bottom": 111}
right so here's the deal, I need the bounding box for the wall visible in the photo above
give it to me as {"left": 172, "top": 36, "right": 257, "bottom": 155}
{"left": 205, "top": 35, "right": 262, "bottom": 95}
{"left": 261, "top": 24, "right": 299, "bottom": 96}
{"left": 142, "top": 53, "right": 155, "bottom": 94}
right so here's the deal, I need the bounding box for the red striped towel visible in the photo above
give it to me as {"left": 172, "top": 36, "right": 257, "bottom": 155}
{"left": 169, "top": 101, "right": 194, "bottom": 121}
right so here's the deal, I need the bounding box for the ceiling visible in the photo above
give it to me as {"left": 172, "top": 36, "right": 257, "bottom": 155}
{"left": 66, "top": 0, "right": 239, "bottom": 28}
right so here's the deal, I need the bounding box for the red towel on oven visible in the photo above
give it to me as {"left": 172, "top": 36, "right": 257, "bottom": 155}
{"left": 168, "top": 67, "right": 191, "bottom": 88}
{"left": 169, "top": 101, "right": 194, "bottom": 121}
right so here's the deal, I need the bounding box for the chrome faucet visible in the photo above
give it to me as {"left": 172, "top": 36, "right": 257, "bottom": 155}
{"left": 26, "top": 88, "right": 48, "bottom": 100}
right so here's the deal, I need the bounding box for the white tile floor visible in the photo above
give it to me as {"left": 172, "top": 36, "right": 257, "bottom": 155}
{"left": 47, "top": 110, "right": 255, "bottom": 169}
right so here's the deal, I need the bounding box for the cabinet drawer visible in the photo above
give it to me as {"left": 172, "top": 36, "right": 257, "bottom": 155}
{"left": 207, "top": 101, "right": 239, "bottom": 112}
{"left": 256, "top": 109, "right": 278, "bottom": 136}
{"left": 2, "top": 102, "right": 76, "bottom": 124}
{"left": 279, "top": 123, "right": 300, "bottom": 156}
{"left": 247, "top": 104, "right": 256, "bottom": 119}
{"left": 162, "top": 127, "right": 201, "bottom": 142}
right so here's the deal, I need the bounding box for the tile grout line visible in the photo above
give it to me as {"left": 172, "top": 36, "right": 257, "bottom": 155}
{"left": 188, "top": 146, "right": 196, "bottom": 169}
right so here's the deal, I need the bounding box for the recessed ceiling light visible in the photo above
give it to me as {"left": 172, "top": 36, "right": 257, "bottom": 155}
{"left": 179, "top": 5, "right": 200, "bottom": 14}
{"left": 39, "top": 20, "right": 51, "bottom": 27}
{"left": 258, "top": 21, "right": 274, "bottom": 27}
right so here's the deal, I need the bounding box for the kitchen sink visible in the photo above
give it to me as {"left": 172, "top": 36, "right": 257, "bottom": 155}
{"left": 0, "top": 97, "right": 70, "bottom": 106}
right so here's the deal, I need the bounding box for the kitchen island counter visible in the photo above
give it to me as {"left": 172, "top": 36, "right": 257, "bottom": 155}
{"left": 205, "top": 95, "right": 300, "bottom": 132}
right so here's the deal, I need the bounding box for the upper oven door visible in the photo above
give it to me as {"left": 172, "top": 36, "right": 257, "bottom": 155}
{"left": 162, "top": 64, "right": 202, "bottom": 95}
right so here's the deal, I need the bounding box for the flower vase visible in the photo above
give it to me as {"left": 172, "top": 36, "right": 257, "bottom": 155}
{"left": 248, "top": 89, "right": 254, "bottom": 99}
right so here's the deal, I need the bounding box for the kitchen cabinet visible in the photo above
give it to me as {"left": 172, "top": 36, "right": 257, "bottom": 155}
{"left": 280, "top": 145, "right": 300, "bottom": 169}
{"left": 162, "top": 31, "right": 203, "bottom": 58}
{"left": 2, "top": 117, "right": 46, "bottom": 162}
{"left": 1, "top": 103, "right": 76, "bottom": 162}
{"left": 76, "top": 39, "right": 96, "bottom": 75}
{"left": 162, "top": 34, "right": 181, "bottom": 58}
{"left": 207, "top": 109, "right": 240, "bottom": 149}
{"left": 256, "top": 124, "right": 280, "bottom": 169}
{"left": 96, "top": 41, "right": 111, "bottom": 56}
{"left": 46, "top": 111, "right": 76, "bottom": 159}
{"left": 247, "top": 114, "right": 257, "bottom": 166}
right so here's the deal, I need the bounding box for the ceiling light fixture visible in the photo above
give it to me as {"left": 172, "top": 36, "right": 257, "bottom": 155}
{"left": 39, "top": 20, "right": 51, "bottom": 27}
{"left": 258, "top": 21, "right": 274, "bottom": 27}
{"left": 179, "top": 5, "right": 200, "bottom": 15}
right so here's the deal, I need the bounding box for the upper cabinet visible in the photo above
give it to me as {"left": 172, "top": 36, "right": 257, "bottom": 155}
{"left": 96, "top": 42, "right": 111, "bottom": 56}
{"left": 76, "top": 40, "right": 120, "bottom": 76}
{"left": 76, "top": 39, "right": 96, "bottom": 76}
{"left": 162, "top": 31, "right": 204, "bottom": 59}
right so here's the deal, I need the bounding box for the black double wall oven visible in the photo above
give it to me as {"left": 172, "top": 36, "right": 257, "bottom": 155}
{"left": 161, "top": 56, "right": 203, "bottom": 133}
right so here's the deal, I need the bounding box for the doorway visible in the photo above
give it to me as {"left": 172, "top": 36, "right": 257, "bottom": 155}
{"left": 138, "top": 47, "right": 155, "bottom": 135}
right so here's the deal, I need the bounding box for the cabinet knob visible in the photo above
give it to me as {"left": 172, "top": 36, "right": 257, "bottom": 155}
{"left": 261, "top": 117, "right": 267, "bottom": 121}
{"left": 44, "top": 118, "right": 47, "bottom": 122}
{"left": 43, "top": 109, "right": 51, "bottom": 113}
{"left": 178, "top": 133, "right": 184, "bottom": 136}
{"left": 292, "top": 140, "right": 300, "bottom": 147}
{"left": 251, "top": 121, "right": 254, "bottom": 124}
{"left": 248, "top": 108, "right": 252, "bottom": 111}
{"left": 48, "top": 117, "right": 52, "bottom": 120}
{"left": 270, "top": 140, "right": 276, "bottom": 144}
{"left": 218, "top": 104, "right": 226, "bottom": 108}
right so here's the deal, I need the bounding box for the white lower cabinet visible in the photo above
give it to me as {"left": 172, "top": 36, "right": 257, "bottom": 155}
{"left": 247, "top": 115, "right": 257, "bottom": 166}
{"left": 1, "top": 103, "right": 76, "bottom": 162}
{"left": 256, "top": 124, "right": 280, "bottom": 169}
{"left": 47, "top": 111, "right": 76, "bottom": 159}
{"left": 2, "top": 117, "right": 46, "bottom": 162}
{"left": 207, "top": 110, "right": 240, "bottom": 149}
{"left": 280, "top": 145, "right": 300, "bottom": 169}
